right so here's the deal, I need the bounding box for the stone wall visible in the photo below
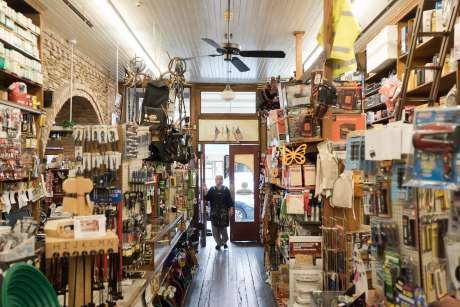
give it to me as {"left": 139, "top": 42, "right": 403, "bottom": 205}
{"left": 41, "top": 28, "right": 116, "bottom": 152}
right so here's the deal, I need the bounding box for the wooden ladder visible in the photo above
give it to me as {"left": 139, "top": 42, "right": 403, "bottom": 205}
{"left": 395, "top": 0, "right": 460, "bottom": 120}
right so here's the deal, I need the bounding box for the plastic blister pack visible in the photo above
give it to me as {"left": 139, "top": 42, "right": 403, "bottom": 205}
{"left": 404, "top": 107, "right": 460, "bottom": 190}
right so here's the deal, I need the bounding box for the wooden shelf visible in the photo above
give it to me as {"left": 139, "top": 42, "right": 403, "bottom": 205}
{"left": 153, "top": 228, "right": 184, "bottom": 273}
{"left": 296, "top": 220, "right": 322, "bottom": 225}
{"left": 364, "top": 87, "right": 380, "bottom": 97}
{"left": 0, "top": 68, "right": 42, "bottom": 88}
{"left": 129, "top": 180, "right": 155, "bottom": 185}
{"left": 370, "top": 115, "right": 394, "bottom": 125}
{"left": 45, "top": 146, "right": 64, "bottom": 151}
{"left": 406, "top": 71, "right": 456, "bottom": 97}
{"left": 119, "top": 220, "right": 191, "bottom": 307}
{"left": 0, "top": 36, "right": 40, "bottom": 62}
{"left": 50, "top": 126, "right": 73, "bottom": 132}
{"left": 399, "top": 37, "right": 443, "bottom": 61}
{"left": 0, "top": 99, "right": 41, "bottom": 114}
{"left": 330, "top": 108, "right": 362, "bottom": 114}
{"left": 287, "top": 137, "right": 323, "bottom": 144}
{"left": 150, "top": 213, "right": 185, "bottom": 243}
{"left": 0, "top": 177, "right": 30, "bottom": 183}
{"left": 272, "top": 183, "right": 315, "bottom": 190}
{"left": 365, "top": 102, "right": 387, "bottom": 112}
{"left": 366, "top": 59, "right": 396, "bottom": 83}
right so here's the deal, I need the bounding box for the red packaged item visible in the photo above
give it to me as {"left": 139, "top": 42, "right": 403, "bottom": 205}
{"left": 8, "top": 82, "right": 28, "bottom": 105}
{"left": 322, "top": 111, "right": 366, "bottom": 143}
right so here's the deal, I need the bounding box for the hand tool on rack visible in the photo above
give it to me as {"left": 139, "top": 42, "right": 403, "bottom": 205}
{"left": 86, "top": 250, "right": 96, "bottom": 307}
{"left": 413, "top": 124, "right": 460, "bottom": 180}
{"left": 82, "top": 251, "right": 88, "bottom": 307}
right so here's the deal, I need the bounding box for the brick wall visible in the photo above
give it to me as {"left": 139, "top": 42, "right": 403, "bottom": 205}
{"left": 54, "top": 96, "right": 100, "bottom": 126}
{"left": 41, "top": 28, "right": 117, "bottom": 153}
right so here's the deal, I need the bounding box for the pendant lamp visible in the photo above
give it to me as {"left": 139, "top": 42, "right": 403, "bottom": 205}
{"left": 221, "top": 84, "right": 235, "bottom": 101}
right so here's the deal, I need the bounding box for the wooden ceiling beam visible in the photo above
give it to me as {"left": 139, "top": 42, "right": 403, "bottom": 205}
{"left": 322, "top": 0, "right": 333, "bottom": 81}
{"left": 294, "top": 31, "right": 305, "bottom": 80}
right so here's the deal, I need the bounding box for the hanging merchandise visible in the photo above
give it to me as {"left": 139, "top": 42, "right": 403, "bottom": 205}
{"left": 285, "top": 193, "right": 305, "bottom": 215}
{"left": 72, "top": 124, "right": 122, "bottom": 172}
{"left": 315, "top": 141, "right": 339, "bottom": 199}
{"left": 302, "top": 164, "right": 316, "bottom": 187}
{"left": 287, "top": 108, "right": 321, "bottom": 141}
{"left": 0, "top": 218, "right": 37, "bottom": 262}
{"left": 344, "top": 134, "right": 376, "bottom": 173}
{"left": 383, "top": 251, "right": 400, "bottom": 303}
{"left": 284, "top": 83, "right": 312, "bottom": 108}
{"left": 377, "top": 75, "right": 401, "bottom": 118}
{"left": 316, "top": 0, "right": 361, "bottom": 78}
{"left": 258, "top": 77, "right": 280, "bottom": 115}
{"left": 322, "top": 219, "right": 347, "bottom": 291}
{"left": 322, "top": 112, "right": 366, "bottom": 144}
{"left": 331, "top": 170, "right": 353, "bottom": 208}
{"left": 351, "top": 245, "right": 369, "bottom": 297}
{"left": 405, "top": 107, "right": 460, "bottom": 189}
{"left": 267, "top": 109, "right": 286, "bottom": 146}
{"left": 281, "top": 144, "right": 307, "bottom": 166}
{"left": 335, "top": 82, "right": 362, "bottom": 111}
{"left": 312, "top": 80, "right": 337, "bottom": 123}
{"left": 286, "top": 164, "right": 303, "bottom": 187}
{"left": 141, "top": 80, "right": 169, "bottom": 127}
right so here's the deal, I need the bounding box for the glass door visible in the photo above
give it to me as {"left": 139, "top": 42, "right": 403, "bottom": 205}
{"left": 229, "top": 145, "right": 260, "bottom": 242}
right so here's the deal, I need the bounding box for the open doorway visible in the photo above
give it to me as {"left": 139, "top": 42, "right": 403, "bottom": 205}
{"left": 203, "top": 144, "right": 259, "bottom": 242}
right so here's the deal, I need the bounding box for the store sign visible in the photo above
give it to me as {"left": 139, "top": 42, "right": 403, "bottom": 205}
{"left": 198, "top": 119, "right": 259, "bottom": 142}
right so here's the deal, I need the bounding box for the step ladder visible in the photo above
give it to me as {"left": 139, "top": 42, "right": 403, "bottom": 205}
{"left": 395, "top": 0, "right": 460, "bottom": 121}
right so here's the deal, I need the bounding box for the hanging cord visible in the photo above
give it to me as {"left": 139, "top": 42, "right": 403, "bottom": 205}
{"left": 69, "top": 41, "right": 74, "bottom": 122}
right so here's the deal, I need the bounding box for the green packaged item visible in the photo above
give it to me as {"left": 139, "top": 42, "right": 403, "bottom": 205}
{"left": 188, "top": 170, "right": 197, "bottom": 187}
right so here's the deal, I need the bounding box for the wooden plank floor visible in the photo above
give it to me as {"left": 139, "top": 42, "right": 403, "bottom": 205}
{"left": 184, "top": 237, "right": 277, "bottom": 307}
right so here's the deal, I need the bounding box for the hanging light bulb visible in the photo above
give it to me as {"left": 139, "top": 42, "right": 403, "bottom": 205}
{"left": 222, "top": 62, "right": 235, "bottom": 101}
{"left": 221, "top": 84, "right": 235, "bottom": 101}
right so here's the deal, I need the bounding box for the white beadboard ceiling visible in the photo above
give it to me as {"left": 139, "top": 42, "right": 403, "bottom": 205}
{"left": 40, "top": 0, "right": 323, "bottom": 83}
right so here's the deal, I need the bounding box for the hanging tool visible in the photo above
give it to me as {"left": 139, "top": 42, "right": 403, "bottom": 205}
{"left": 395, "top": 0, "right": 460, "bottom": 120}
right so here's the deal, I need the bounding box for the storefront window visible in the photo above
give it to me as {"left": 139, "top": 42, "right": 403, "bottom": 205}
{"left": 201, "top": 91, "right": 256, "bottom": 114}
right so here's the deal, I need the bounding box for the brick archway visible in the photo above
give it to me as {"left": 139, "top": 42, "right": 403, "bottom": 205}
{"left": 41, "top": 82, "right": 107, "bottom": 155}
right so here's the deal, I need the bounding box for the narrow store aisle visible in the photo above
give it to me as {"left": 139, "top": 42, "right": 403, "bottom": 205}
{"left": 184, "top": 238, "right": 276, "bottom": 307}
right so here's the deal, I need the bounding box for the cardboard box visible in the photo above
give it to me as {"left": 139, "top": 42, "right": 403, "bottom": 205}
{"left": 289, "top": 236, "right": 322, "bottom": 257}
{"left": 366, "top": 25, "right": 398, "bottom": 73}
{"left": 322, "top": 111, "right": 366, "bottom": 144}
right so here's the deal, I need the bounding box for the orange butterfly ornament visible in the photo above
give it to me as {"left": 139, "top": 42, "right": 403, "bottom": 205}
{"left": 281, "top": 144, "right": 307, "bottom": 165}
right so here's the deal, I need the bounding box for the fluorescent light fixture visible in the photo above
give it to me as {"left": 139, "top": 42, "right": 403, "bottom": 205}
{"left": 303, "top": 45, "right": 324, "bottom": 72}
{"left": 94, "top": 0, "right": 162, "bottom": 76}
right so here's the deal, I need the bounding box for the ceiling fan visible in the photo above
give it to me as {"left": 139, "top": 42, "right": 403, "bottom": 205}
{"left": 200, "top": 0, "right": 286, "bottom": 72}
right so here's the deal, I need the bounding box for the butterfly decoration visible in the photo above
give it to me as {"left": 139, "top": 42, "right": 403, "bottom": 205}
{"left": 281, "top": 144, "right": 307, "bottom": 165}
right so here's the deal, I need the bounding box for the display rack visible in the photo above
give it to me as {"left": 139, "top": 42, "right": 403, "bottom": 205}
{"left": 0, "top": 0, "right": 44, "bottom": 223}
{"left": 118, "top": 213, "right": 192, "bottom": 307}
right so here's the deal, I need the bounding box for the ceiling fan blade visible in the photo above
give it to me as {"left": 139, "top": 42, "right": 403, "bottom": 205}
{"left": 202, "top": 38, "right": 222, "bottom": 50}
{"left": 183, "top": 54, "right": 223, "bottom": 61}
{"left": 231, "top": 57, "right": 250, "bottom": 72}
{"left": 239, "top": 50, "right": 286, "bottom": 58}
